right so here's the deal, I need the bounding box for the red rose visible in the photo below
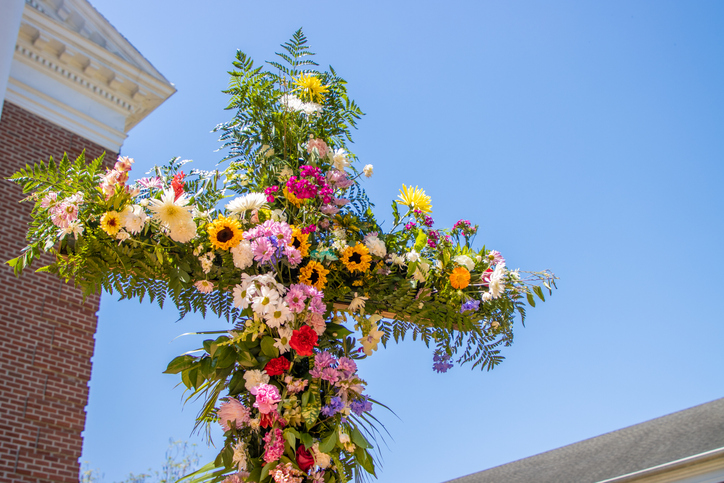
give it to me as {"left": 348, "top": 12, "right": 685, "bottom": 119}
{"left": 289, "top": 326, "right": 318, "bottom": 356}
{"left": 296, "top": 445, "right": 315, "bottom": 472}
{"left": 265, "top": 356, "right": 291, "bottom": 376}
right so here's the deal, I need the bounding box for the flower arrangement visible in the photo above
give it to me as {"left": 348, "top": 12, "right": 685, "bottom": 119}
{"left": 8, "top": 30, "right": 556, "bottom": 483}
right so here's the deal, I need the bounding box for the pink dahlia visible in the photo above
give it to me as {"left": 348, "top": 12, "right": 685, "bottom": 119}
{"left": 217, "top": 398, "right": 250, "bottom": 431}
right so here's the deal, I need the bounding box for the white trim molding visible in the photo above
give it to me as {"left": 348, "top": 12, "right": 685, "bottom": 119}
{"left": 4, "top": 0, "right": 175, "bottom": 151}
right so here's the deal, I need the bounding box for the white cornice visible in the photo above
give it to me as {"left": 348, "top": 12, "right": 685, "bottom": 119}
{"left": 5, "top": 0, "right": 175, "bottom": 151}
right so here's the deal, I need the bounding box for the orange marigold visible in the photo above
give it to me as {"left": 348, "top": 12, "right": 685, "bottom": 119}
{"left": 449, "top": 266, "right": 471, "bottom": 289}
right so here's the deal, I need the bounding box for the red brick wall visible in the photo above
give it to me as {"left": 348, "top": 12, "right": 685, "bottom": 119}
{"left": 0, "top": 101, "right": 116, "bottom": 483}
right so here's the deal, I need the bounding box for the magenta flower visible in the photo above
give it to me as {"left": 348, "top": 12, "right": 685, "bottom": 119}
{"left": 263, "top": 428, "right": 285, "bottom": 463}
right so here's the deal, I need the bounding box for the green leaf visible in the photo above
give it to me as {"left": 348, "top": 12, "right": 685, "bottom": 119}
{"left": 324, "top": 322, "right": 353, "bottom": 340}
{"left": 350, "top": 426, "right": 371, "bottom": 449}
{"left": 260, "top": 336, "right": 279, "bottom": 358}
{"left": 284, "top": 428, "right": 297, "bottom": 448}
{"left": 413, "top": 230, "right": 428, "bottom": 252}
{"left": 215, "top": 345, "right": 236, "bottom": 369}
{"left": 354, "top": 446, "right": 376, "bottom": 476}
{"left": 300, "top": 432, "right": 313, "bottom": 450}
{"left": 163, "top": 355, "right": 196, "bottom": 374}
{"left": 227, "top": 371, "right": 246, "bottom": 396}
{"left": 302, "top": 393, "right": 320, "bottom": 426}
{"left": 319, "top": 430, "right": 337, "bottom": 454}
{"left": 260, "top": 460, "right": 277, "bottom": 482}
{"left": 533, "top": 285, "right": 546, "bottom": 301}
{"left": 526, "top": 292, "right": 536, "bottom": 307}
{"left": 237, "top": 349, "right": 258, "bottom": 368}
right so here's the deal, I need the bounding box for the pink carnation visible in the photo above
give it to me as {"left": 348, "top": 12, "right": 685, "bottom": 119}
{"left": 251, "top": 383, "right": 281, "bottom": 414}
{"left": 306, "top": 138, "right": 329, "bottom": 158}
{"left": 217, "top": 398, "right": 250, "bottom": 431}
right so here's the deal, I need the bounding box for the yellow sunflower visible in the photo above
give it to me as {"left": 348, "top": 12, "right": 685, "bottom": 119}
{"left": 293, "top": 73, "right": 329, "bottom": 103}
{"left": 450, "top": 266, "right": 471, "bottom": 290}
{"left": 289, "top": 227, "right": 311, "bottom": 257}
{"left": 283, "top": 186, "right": 303, "bottom": 208}
{"left": 299, "top": 260, "right": 329, "bottom": 290}
{"left": 100, "top": 211, "right": 122, "bottom": 236}
{"left": 397, "top": 184, "right": 432, "bottom": 215}
{"left": 207, "top": 215, "right": 243, "bottom": 250}
{"left": 341, "top": 243, "right": 372, "bottom": 273}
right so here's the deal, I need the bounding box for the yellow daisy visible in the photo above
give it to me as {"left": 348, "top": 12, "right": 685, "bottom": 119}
{"left": 299, "top": 260, "right": 329, "bottom": 290}
{"left": 397, "top": 184, "right": 432, "bottom": 215}
{"left": 207, "top": 215, "right": 243, "bottom": 250}
{"left": 293, "top": 73, "right": 329, "bottom": 103}
{"left": 100, "top": 211, "right": 122, "bottom": 236}
{"left": 289, "top": 227, "right": 311, "bottom": 257}
{"left": 341, "top": 243, "right": 372, "bottom": 273}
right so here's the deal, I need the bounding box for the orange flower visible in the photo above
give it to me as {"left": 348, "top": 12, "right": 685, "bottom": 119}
{"left": 449, "top": 266, "right": 470, "bottom": 289}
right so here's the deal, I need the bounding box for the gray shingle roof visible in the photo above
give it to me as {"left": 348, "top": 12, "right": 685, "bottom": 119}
{"left": 444, "top": 397, "right": 724, "bottom": 483}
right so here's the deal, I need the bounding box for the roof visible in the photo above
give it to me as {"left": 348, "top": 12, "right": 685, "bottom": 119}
{"left": 445, "top": 397, "right": 724, "bottom": 483}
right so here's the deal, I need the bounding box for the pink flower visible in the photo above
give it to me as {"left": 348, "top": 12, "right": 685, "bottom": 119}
{"left": 306, "top": 138, "right": 329, "bottom": 158}
{"left": 285, "top": 285, "right": 307, "bottom": 313}
{"left": 251, "top": 237, "right": 275, "bottom": 264}
{"left": 309, "top": 297, "right": 326, "bottom": 315}
{"left": 194, "top": 280, "right": 214, "bottom": 293}
{"left": 217, "top": 398, "right": 250, "bottom": 431}
{"left": 307, "top": 312, "right": 327, "bottom": 336}
{"left": 284, "top": 246, "right": 302, "bottom": 267}
{"left": 263, "top": 428, "right": 285, "bottom": 463}
{"left": 320, "top": 204, "right": 340, "bottom": 215}
{"left": 251, "top": 383, "right": 281, "bottom": 414}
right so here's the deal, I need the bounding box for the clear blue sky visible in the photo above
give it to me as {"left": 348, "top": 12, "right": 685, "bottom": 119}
{"left": 81, "top": 1, "right": 724, "bottom": 482}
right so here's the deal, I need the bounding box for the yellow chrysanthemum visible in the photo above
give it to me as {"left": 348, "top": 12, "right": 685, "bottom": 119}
{"left": 100, "top": 211, "right": 122, "bottom": 236}
{"left": 341, "top": 243, "right": 372, "bottom": 273}
{"left": 299, "top": 260, "right": 329, "bottom": 290}
{"left": 397, "top": 184, "right": 432, "bottom": 215}
{"left": 289, "top": 227, "right": 311, "bottom": 257}
{"left": 450, "top": 266, "right": 471, "bottom": 290}
{"left": 207, "top": 215, "right": 244, "bottom": 250}
{"left": 283, "top": 186, "right": 303, "bottom": 208}
{"left": 293, "top": 73, "right": 329, "bottom": 103}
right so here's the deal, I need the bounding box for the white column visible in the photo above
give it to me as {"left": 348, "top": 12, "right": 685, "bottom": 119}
{"left": 0, "top": 0, "right": 25, "bottom": 120}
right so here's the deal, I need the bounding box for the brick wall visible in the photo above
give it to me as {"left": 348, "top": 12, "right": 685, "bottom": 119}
{"left": 0, "top": 101, "right": 116, "bottom": 483}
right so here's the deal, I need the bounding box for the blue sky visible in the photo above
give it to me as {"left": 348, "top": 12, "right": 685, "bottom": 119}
{"left": 81, "top": 1, "right": 724, "bottom": 482}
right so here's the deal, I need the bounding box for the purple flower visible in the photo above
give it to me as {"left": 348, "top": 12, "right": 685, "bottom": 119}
{"left": 432, "top": 350, "right": 453, "bottom": 373}
{"left": 321, "top": 396, "right": 345, "bottom": 417}
{"left": 350, "top": 396, "right": 372, "bottom": 416}
{"left": 314, "top": 351, "right": 336, "bottom": 369}
{"left": 337, "top": 357, "right": 357, "bottom": 376}
{"left": 460, "top": 299, "right": 481, "bottom": 313}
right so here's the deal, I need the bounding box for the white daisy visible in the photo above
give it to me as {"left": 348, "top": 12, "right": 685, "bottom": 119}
{"left": 147, "top": 189, "right": 193, "bottom": 230}
{"left": 489, "top": 264, "right": 507, "bottom": 298}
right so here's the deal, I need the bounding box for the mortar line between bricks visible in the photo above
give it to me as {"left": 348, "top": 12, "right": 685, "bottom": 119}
{"left": 13, "top": 447, "right": 19, "bottom": 472}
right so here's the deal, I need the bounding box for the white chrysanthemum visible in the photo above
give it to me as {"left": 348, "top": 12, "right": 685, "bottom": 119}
{"left": 363, "top": 164, "right": 373, "bottom": 177}
{"left": 489, "top": 264, "right": 507, "bottom": 298}
{"left": 301, "top": 102, "right": 323, "bottom": 115}
{"left": 226, "top": 193, "right": 267, "bottom": 214}
{"left": 232, "top": 441, "right": 247, "bottom": 471}
{"left": 147, "top": 189, "right": 193, "bottom": 229}
{"left": 271, "top": 209, "right": 287, "bottom": 222}
{"left": 413, "top": 261, "right": 429, "bottom": 282}
{"left": 120, "top": 205, "right": 148, "bottom": 234}
{"left": 406, "top": 250, "right": 420, "bottom": 263}
{"left": 243, "top": 369, "right": 269, "bottom": 391}
{"left": 169, "top": 219, "right": 197, "bottom": 243}
{"left": 60, "top": 220, "right": 84, "bottom": 239}
{"left": 454, "top": 254, "right": 475, "bottom": 271}
{"left": 116, "top": 230, "right": 130, "bottom": 243}
{"left": 231, "top": 240, "right": 254, "bottom": 269}
{"left": 364, "top": 235, "right": 387, "bottom": 258}
{"left": 332, "top": 149, "right": 351, "bottom": 171}
{"left": 389, "top": 253, "right": 406, "bottom": 266}
{"left": 482, "top": 292, "right": 493, "bottom": 302}
{"left": 348, "top": 293, "right": 368, "bottom": 313}
{"left": 280, "top": 94, "right": 304, "bottom": 111}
